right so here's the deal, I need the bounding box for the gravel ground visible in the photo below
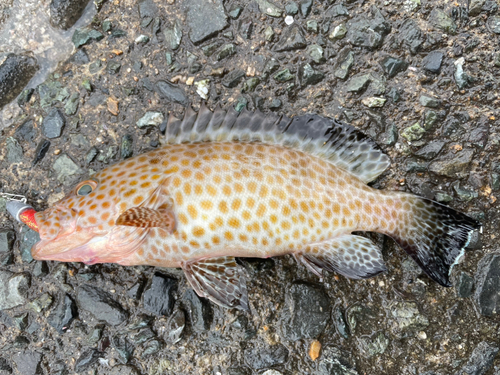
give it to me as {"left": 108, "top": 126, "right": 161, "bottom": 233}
{"left": 1, "top": 0, "right": 500, "bottom": 374}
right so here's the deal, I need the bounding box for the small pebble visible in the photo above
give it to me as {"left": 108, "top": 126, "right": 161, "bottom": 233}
{"left": 285, "top": 15, "right": 294, "bottom": 25}
{"left": 309, "top": 339, "right": 321, "bottom": 361}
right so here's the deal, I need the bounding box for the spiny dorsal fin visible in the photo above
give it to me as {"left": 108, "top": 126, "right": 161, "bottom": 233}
{"left": 164, "top": 104, "right": 390, "bottom": 183}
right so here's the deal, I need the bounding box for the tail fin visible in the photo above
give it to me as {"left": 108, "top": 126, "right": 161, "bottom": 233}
{"left": 391, "top": 198, "right": 480, "bottom": 287}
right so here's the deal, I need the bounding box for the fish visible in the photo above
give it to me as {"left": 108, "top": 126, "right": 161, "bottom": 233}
{"left": 31, "top": 105, "right": 481, "bottom": 311}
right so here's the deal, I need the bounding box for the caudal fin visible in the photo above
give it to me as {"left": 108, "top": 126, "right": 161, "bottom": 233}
{"left": 391, "top": 198, "right": 480, "bottom": 287}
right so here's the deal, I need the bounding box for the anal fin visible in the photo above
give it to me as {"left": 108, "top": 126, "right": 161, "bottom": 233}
{"left": 182, "top": 256, "right": 249, "bottom": 311}
{"left": 116, "top": 207, "right": 176, "bottom": 231}
{"left": 295, "top": 235, "right": 387, "bottom": 279}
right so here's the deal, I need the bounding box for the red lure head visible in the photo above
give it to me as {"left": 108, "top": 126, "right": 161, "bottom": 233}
{"left": 6, "top": 201, "right": 39, "bottom": 232}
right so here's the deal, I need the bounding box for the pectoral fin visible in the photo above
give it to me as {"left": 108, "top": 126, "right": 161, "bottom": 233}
{"left": 116, "top": 207, "right": 176, "bottom": 231}
{"left": 182, "top": 256, "right": 249, "bottom": 311}
{"left": 294, "top": 235, "right": 387, "bottom": 279}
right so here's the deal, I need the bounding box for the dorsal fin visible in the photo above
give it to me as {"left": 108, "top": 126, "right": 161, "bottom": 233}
{"left": 164, "top": 104, "right": 390, "bottom": 183}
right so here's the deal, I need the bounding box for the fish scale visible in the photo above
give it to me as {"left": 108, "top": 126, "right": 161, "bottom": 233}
{"left": 31, "top": 106, "right": 480, "bottom": 310}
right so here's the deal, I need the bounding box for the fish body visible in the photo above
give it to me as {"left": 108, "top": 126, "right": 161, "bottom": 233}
{"left": 32, "top": 106, "right": 480, "bottom": 310}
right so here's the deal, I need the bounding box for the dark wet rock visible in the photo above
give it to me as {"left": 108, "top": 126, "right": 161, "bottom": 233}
{"left": 137, "top": 111, "right": 163, "bottom": 127}
{"left": 454, "top": 58, "right": 473, "bottom": 89}
{"left": 419, "top": 95, "right": 440, "bottom": 108}
{"left": 456, "top": 341, "right": 499, "bottom": 375}
{"left": 64, "top": 92, "right": 79, "bottom": 115}
{"left": 300, "top": 0, "right": 313, "bottom": 17}
{"left": 130, "top": 327, "right": 155, "bottom": 345}
{"left": 390, "top": 301, "right": 429, "bottom": 331}
{"left": 164, "top": 308, "right": 185, "bottom": 344}
{"left": 215, "top": 43, "right": 236, "bottom": 61}
{"left": 76, "top": 284, "right": 128, "bottom": 326}
{"left": 28, "top": 293, "right": 53, "bottom": 313}
{"left": 138, "top": 0, "right": 156, "bottom": 19}
{"left": 15, "top": 119, "right": 36, "bottom": 142}
{"left": 262, "top": 58, "right": 280, "bottom": 80}
{"left": 488, "top": 16, "right": 500, "bottom": 34}
{"left": 285, "top": 1, "right": 299, "bottom": 15}
{"left": 182, "top": 289, "right": 212, "bottom": 332}
{"left": 335, "top": 48, "right": 354, "bottom": 80}
{"left": 38, "top": 79, "right": 69, "bottom": 110}
{"left": 239, "top": 19, "right": 253, "bottom": 39}
{"left": 306, "top": 20, "right": 318, "bottom": 33}
{"left": 423, "top": 110, "right": 439, "bottom": 129}
{"left": 17, "top": 88, "right": 34, "bottom": 106}
{"left": 12, "top": 351, "right": 41, "bottom": 375}
{"left": 317, "top": 346, "right": 358, "bottom": 375}
{"left": 422, "top": 51, "right": 444, "bottom": 73}
{"left": 273, "top": 68, "right": 294, "bottom": 83}
{"left": 469, "top": 124, "right": 489, "bottom": 148}
{"left": 89, "top": 60, "right": 102, "bottom": 74}
{"left": 0, "top": 53, "right": 38, "bottom": 109}
{"left": 107, "top": 61, "right": 121, "bottom": 74}
{"left": 112, "top": 335, "right": 134, "bottom": 364}
{"left": 201, "top": 41, "right": 223, "bottom": 57}
{"left": 33, "top": 261, "right": 49, "bottom": 278}
{"left": 456, "top": 272, "right": 474, "bottom": 298}
{"left": 121, "top": 134, "right": 133, "bottom": 159}
{"left": 268, "top": 98, "right": 282, "bottom": 110}
{"left": 0, "top": 357, "right": 12, "bottom": 373}
{"left": 256, "top": 0, "right": 283, "bottom": 17}
{"left": 428, "top": 149, "right": 474, "bottom": 178}
{"left": 13, "top": 313, "right": 29, "bottom": 331}
{"left": 70, "top": 48, "right": 90, "bottom": 65}
{"left": 380, "top": 56, "right": 408, "bottom": 78}
{"left": 415, "top": 140, "right": 445, "bottom": 160}
{"left": 85, "top": 147, "right": 98, "bottom": 165}
{"left": 143, "top": 273, "right": 177, "bottom": 316}
{"left": 186, "top": 0, "right": 228, "bottom": 44}
{"left": 48, "top": 294, "right": 77, "bottom": 334}
{"left": 111, "top": 29, "right": 126, "bottom": 38}
{"left": 72, "top": 28, "right": 104, "bottom": 48}
{"left": 244, "top": 343, "right": 289, "bottom": 370}
{"left": 327, "top": 3, "right": 349, "bottom": 17}
{"left": 275, "top": 25, "right": 307, "bottom": 52}
{"left": 97, "top": 145, "right": 119, "bottom": 163}
{"left": 53, "top": 154, "right": 83, "bottom": 185}
{"left": 49, "top": 0, "right": 91, "bottom": 30}
{"left": 358, "top": 331, "right": 389, "bottom": 358}
{"left": 227, "top": 368, "right": 250, "bottom": 375}
{"left": 164, "top": 21, "right": 182, "bottom": 50}
{"left": 20, "top": 229, "right": 39, "bottom": 263}
{"left": 429, "top": 8, "right": 457, "bottom": 34}
{"left": 281, "top": 282, "right": 330, "bottom": 340}
{"left": 75, "top": 349, "right": 103, "bottom": 373}
{"left": 468, "top": 0, "right": 485, "bottom": 16}
{"left": 453, "top": 182, "right": 478, "bottom": 201}
{"left": 332, "top": 306, "right": 350, "bottom": 338}
{"left": 0, "top": 271, "right": 30, "bottom": 310}
{"left": 228, "top": 4, "right": 243, "bottom": 19}
{"left": 155, "top": 80, "right": 188, "bottom": 106}
{"left": 222, "top": 69, "right": 245, "bottom": 88}
{"left": 474, "top": 252, "right": 500, "bottom": 319}
{"left": 0, "top": 230, "right": 15, "bottom": 267}
{"left": 306, "top": 44, "right": 325, "bottom": 64}
{"left": 109, "top": 365, "right": 140, "bottom": 375}
{"left": 242, "top": 77, "right": 260, "bottom": 93}
{"left": 398, "top": 18, "right": 423, "bottom": 54}
{"left": 298, "top": 63, "right": 324, "bottom": 86}
{"left": 346, "top": 73, "right": 371, "bottom": 93}
{"left": 6, "top": 137, "right": 23, "bottom": 163}
{"left": 42, "top": 108, "right": 65, "bottom": 138}
{"left": 347, "top": 6, "right": 391, "bottom": 49}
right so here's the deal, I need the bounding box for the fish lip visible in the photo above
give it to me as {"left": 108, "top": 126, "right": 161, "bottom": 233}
{"left": 31, "top": 232, "right": 106, "bottom": 264}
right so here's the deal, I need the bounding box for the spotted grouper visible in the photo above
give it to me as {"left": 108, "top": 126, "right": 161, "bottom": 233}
{"left": 31, "top": 105, "right": 480, "bottom": 310}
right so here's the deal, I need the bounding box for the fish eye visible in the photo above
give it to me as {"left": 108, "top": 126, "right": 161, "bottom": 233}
{"left": 77, "top": 184, "right": 93, "bottom": 196}
{"left": 75, "top": 179, "right": 98, "bottom": 196}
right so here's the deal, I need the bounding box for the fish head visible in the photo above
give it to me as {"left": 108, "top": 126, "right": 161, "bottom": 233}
{"left": 32, "top": 175, "right": 127, "bottom": 264}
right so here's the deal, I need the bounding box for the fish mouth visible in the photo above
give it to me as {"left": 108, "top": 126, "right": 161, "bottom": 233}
{"left": 31, "top": 231, "right": 107, "bottom": 264}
